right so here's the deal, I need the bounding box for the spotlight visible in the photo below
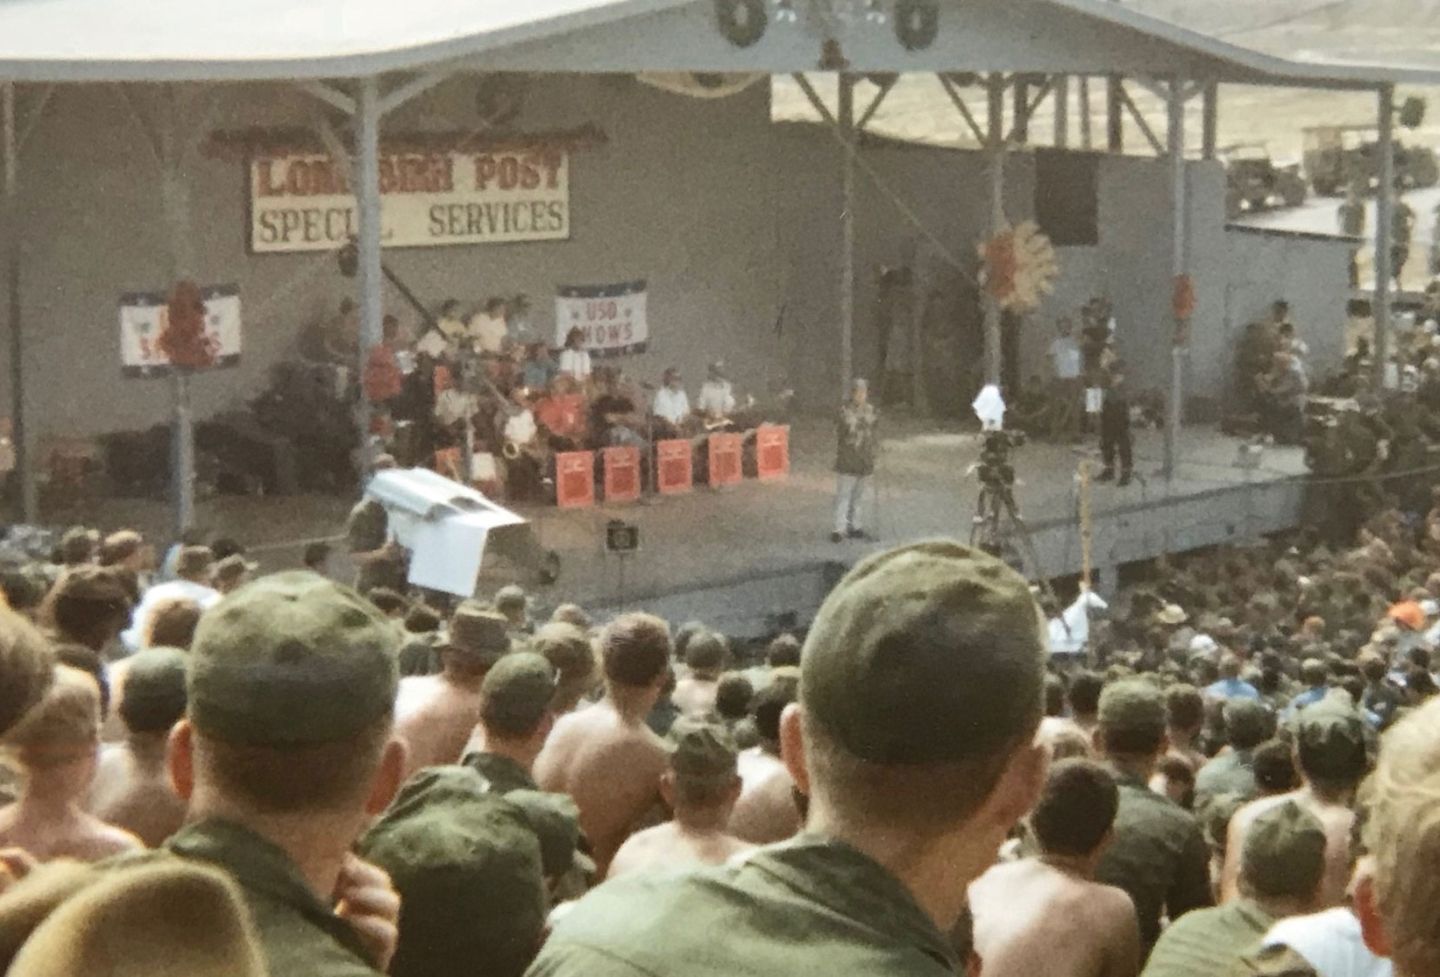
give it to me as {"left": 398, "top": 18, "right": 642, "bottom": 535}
{"left": 775, "top": 0, "right": 799, "bottom": 23}
{"left": 865, "top": 0, "right": 887, "bottom": 24}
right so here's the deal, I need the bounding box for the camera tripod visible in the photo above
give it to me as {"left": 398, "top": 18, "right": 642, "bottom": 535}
{"left": 970, "top": 444, "right": 1067, "bottom": 629}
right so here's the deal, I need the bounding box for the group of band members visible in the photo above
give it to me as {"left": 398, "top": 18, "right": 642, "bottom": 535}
{"left": 353, "top": 295, "right": 780, "bottom": 501}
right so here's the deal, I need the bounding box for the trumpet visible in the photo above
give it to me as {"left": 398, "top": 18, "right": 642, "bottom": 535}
{"left": 503, "top": 440, "right": 523, "bottom": 460}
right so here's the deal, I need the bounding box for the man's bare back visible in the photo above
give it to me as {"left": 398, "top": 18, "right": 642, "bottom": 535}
{"left": 534, "top": 700, "right": 669, "bottom": 875}
{"left": 0, "top": 803, "right": 142, "bottom": 861}
{"left": 969, "top": 859, "right": 1140, "bottom": 977}
{"left": 394, "top": 674, "right": 482, "bottom": 779}
{"left": 671, "top": 677, "right": 718, "bottom": 720}
{"left": 607, "top": 821, "right": 756, "bottom": 878}
{"left": 729, "top": 748, "right": 801, "bottom": 844}
{"left": 1223, "top": 790, "right": 1355, "bottom": 907}
{"left": 88, "top": 741, "right": 186, "bottom": 848}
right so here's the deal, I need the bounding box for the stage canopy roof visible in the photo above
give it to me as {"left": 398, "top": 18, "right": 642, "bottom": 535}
{"left": 0, "top": 0, "right": 1435, "bottom": 88}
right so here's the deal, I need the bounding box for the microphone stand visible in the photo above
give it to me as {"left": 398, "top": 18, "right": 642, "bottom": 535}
{"left": 642, "top": 383, "right": 659, "bottom": 505}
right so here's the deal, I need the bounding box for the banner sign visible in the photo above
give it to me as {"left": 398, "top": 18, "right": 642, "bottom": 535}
{"left": 119, "top": 285, "right": 241, "bottom": 378}
{"left": 249, "top": 150, "right": 570, "bottom": 253}
{"left": 554, "top": 280, "right": 648, "bottom": 358}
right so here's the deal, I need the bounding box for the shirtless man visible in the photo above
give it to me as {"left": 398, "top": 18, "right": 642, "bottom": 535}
{"left": 608, "top": 721, "right": 755, "bottom": 878}
{"left": 1222, "top": 693, "right": 1368, "bottom": 909}
{"left": 0, "top": 665, "right": 142, "bottom": 861}
{"left": 729, "top": 674, "right": 803, "bottom": 844}
{"left": 395, "top": 603, "right": 513, "bottom": 779}
{"left": 535, "top": 612, "right": 672, "bottom": 875}
{"left": 969, "top": 759, "right": 1140, "bottom": 977}
{"left": 89, "top": 647, "right": 188, "bottom": 846}
{"left": 671, "top": 631, "right": 727, "bottom": 720}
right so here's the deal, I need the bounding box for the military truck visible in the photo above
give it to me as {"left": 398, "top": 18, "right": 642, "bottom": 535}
{"left": 1220, "top": 143, "right": 1308, "bottom": 218}
{"left": 1302, "top": 124, "right": 1440, "bottom": 196}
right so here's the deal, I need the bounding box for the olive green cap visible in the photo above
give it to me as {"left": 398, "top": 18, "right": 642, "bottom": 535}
{"left": 1224, "top": 698, "right": 1276, "bottom": 749}
{"left": 800, "top": 541, "right": 1045, "bottom": 765}
{"left": 668, "top": 720, "right": 738, "bottom": 783}
{"left": 444, "top": 601, "right": 513, "bottom": 665}
{"left": 506, "top": 788, "right": 589, "bottom": 878}
{"left": 1097, "top": 678, "right": 1166, "bottom": 735}
{"left": 188, "top": 571, "right": 400, "bottom": 746}
{"left": 1293, "top": 692, "right": 1369, "bottom": 774}
{"left": 480, "top": 653, "right": 557, "bottom": 734}
{"left": 1241, "top": 800, "right": 1327, "bottom": 900}
{"left": 494, "top": 585, "right": 528, "bottom": 614}
{"left": 358, "top": 766, "right": 546, "bottom": 977}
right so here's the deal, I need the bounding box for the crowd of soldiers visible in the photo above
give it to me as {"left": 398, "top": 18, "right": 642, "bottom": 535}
{"left": 0, "top": 502, "right": 1437, "bottom": 977}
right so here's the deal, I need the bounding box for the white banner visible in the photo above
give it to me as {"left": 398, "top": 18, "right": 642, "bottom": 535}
{"left": 555, "top": 281, "right": 649, "bottom": 358}
{"left": 249, "top": 150, "right": 570, "bottom": 253}
{"left": 119, "top": 285, "right": 241, "bottom": 378}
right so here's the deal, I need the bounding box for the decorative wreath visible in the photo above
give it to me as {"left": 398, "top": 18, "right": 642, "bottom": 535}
{"left": 160, "top": 280, "right": 218, "bottom": 370}
{"left": 894, "top": 0, "right": 940, "bottom": 51}
{"left": 977, "top": 222, "right": 1059, "bottom": 313}
{"left": 715, "top": 0, "right": 768, "bottom": 48}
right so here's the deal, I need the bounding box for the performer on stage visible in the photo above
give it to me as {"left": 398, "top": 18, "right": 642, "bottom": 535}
{"left": 469, "top": 296, "right": 510, "bottom": 355}
{"left": 697, "top": 362, "right": 737, "bottom": 422}
{"left": 832, "top": 378, "right": 878, "bottom": 544}
{"left": 558, "top": 327, "right": 593, "bottom": 383}
{"left": 652, "top": 367, "right": 694, "bottom": 438}
{"left": 590, "top": 367, "right": 647, "bottom": 450}
{"left": 1097, "top": 358, "right": 1134, "bottom": 486}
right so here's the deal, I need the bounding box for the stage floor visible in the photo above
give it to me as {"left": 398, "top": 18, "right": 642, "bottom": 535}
{"left": 52, "top": 416, "right": 1309, "bottom": 624}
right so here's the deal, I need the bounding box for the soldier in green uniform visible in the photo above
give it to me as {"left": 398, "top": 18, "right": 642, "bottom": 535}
{"left": 1140, "top": 801, "right": 1328, "bottom": 977}
{"left": 1338, "top": 186, "right": 1365, "bottom": 288}
{"left": 346, "top": 455, "right": 407, "bottom": 594}
{"left": 463, "top": 651, "right": 558, "bottom": 795}
{"left": 1093, "top": 680, "right": 1214, "bottom": 955}
{"left": 161, "top": 571, "right": 408, "bottom": 977}
{"left": 1392, "top": 190, "right": 1415, "bottom": 287}
{"left": 1194, "top": 700, "right": 1276, "bottom": 808}
{"left": 526, "top": 541, "right": 1050, "bottom": 977}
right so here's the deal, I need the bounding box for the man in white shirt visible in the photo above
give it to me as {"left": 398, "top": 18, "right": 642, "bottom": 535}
{"left": 436, "top": 299, "right": 468, "bottom": 342}
{"left": 1048, "top": 317, "right": 1083, "bottom": 442}
{"left": 468, "top": 297, "right": 510, "bottom": 354}
{"left": 121, "top": 545, "right": 220, "bottom": 651}
{"left": 696, "top": 362, "right": 736, "bottom": 420}
{"left": 651, "top": 368, "right": 692, "bottom": 436}
{"left": 557, "top": 327, "right": 592, "bottom": 382}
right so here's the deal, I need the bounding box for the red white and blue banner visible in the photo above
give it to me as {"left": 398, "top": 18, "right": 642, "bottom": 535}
{"left": 119, "top": 284, "right": 242, "bottom": 378}
{"left": 554, "top": 280, "right": 648, "bottom": 358}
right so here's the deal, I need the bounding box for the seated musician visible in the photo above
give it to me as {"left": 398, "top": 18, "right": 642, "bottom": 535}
{"left": 436, "top": 299, "right": 468, "bottom": 343}
{"left": 522, "top": 342, "right": 557, "bottom": 391}
{"left": 557, "top": 327, "right": 593, "bottom": 384}
{"left": 500, "top": 387, "right": 546, "bottom": 500}
{"left": 1257, "top": 349, "right": 1309, "bottom": 444}
{"left": 590, "top": 367, "right": 648, "bottom": 450}
{"left": 469, "top": 296, "right": 510, "bottom": 355}
{"left": 696, "top": 361, "right": 737, "bottom": 427}
{"left": 534, "top": 375, "right": 589, "bottom": 450}
{"left": 651, "top": 367, "right": 695, "bottom": 439}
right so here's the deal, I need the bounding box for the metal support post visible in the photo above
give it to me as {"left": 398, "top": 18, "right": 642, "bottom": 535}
{"left": 356, "top": 77, "right": 385, "bottom": 467}
{"left": 1106, "top": 75, "right": 1123, "bottom": 152}
{"left": 157, "top": 87, "right": 196, "bottom": 535}
{"left": 1164, "top": 79, "right": 1187, "bottom": 482}
{"left": 1079, "top": 76, "right": 1093, "bottom": 150}
{"left": 985, "top": 74, "right": 1007, "bottom": 388}
{"left": 1013, "top": 76, "right": 1030, "bottom": 144}
{"left": 1373, "top": 84, "right": 1396, "bottom": 391}
{"left": 1201, "top": 82, "right": 1218, "bottom": 160}
{"left": 1053, "top": 75, "right": 1069, "bottom": 148}
{"left": 839, "top": 72, "right": 856, "bottom": 397}
{"left": 2, "top": 84, "right": 34, "bottom": 524}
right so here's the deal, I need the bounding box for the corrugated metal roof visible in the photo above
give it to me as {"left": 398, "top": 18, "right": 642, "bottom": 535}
{"left": 0, "top": 0, "right": 1433, "bottom": 85}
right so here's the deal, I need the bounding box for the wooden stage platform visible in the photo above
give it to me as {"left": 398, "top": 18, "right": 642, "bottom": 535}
{"left": 57, "top": 416, "right": 1310, "bottom": 636}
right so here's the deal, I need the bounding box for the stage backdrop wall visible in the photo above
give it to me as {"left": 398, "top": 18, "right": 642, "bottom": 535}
{"left": 0, "top": 75, "right": 784, "bottom": 440}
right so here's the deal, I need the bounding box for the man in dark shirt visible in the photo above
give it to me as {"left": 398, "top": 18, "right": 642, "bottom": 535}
{"left": 1094, "top": 680, "right": 1214, "bottom": 956}
{"left": 832, "top": 377, "right": 878, "bottom": 543}
{"left": 527, "top": 541, "right": 1050, "bottom": 977}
